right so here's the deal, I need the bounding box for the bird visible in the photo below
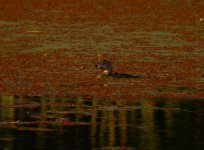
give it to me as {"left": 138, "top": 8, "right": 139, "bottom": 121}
{"left": 95, "top": 59, "right": 142, "bottom": 79}
{"left": 95, "top": 59, "right": 113, "bottom": 76}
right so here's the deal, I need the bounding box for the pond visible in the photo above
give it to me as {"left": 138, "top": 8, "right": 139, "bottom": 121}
{"left": 0, "top": 1, "right": 204, "bottom": 150}
{"left": 0, "top": 96, "right": 204, "bottom": 150}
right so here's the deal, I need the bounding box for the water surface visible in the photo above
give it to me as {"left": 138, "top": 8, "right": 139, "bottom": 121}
{"left": 0, "top": 1, "right": 204, "bottom": 149}
{"left": 0, "top": 96, "right": 204, "bottom": 150}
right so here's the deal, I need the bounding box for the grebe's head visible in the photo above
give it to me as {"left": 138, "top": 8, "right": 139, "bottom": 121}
{"left": 95, "top": 62, "right": 103, "bottom": 69}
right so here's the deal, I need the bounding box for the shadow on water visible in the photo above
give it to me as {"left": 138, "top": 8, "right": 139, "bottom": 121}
{"left": 110, "top": 73, "right": 143, "bottom": 78}
{"left": 0, "top": 95, "right": 204, "bottom": 150}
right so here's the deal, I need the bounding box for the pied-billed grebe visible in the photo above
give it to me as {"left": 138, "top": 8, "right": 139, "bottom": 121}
{"left": 95, "top": 59, "right": 143, "bottom": 79}
{"left": 95, "top": 59, "right": 113, "bottom": 76}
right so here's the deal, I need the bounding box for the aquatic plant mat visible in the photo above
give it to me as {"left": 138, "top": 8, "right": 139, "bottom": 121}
{"left": 0, "top": 1, "right": 204, "bottom": 99}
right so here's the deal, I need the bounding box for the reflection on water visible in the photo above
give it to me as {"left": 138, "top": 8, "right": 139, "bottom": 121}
{"left": 0, "top": 96, "right": 204, "bottom": 150}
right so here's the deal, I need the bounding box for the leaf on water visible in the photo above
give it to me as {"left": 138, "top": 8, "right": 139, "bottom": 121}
{"left": 26, "top": 30, "right": 41, "bottom": 33}
{"left": 60, "top": 83, "right": 79, "bottom": 88}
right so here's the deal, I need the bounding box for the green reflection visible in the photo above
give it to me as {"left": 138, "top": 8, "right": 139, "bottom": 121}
{"left": 0, "top": 96, "right": 204, "bottom": 150}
